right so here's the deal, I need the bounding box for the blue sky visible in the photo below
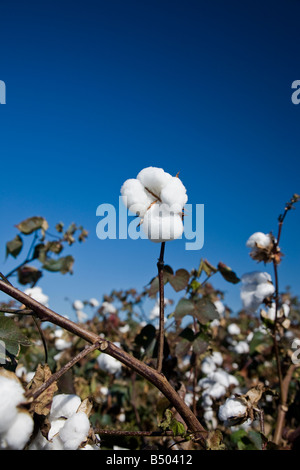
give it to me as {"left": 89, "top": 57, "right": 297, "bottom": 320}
{"left": 0, "top": 0, "right": 299, "bottom": 321}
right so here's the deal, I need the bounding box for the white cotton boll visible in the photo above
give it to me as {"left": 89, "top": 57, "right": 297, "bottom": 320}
{"left": 136, "top": 167, "right": 172, "bottom": 197}
{"left": 121, "top": 178, "right": 153, "bottom": 216}
{"left": 89, "top": 298, "right": 100, "bottom": 308}
{"left": 241, "top": 272, "right": 275, "bottom": 312}
{"left": 211, "top": 351, "right": 223, "bottom": 366}
{"left": 142, "top": 203, "right": 184, "bottom": 243}
{"left": 3, "top": 410, "right": 34, "bottom": 450}
{"left": 76, "top": 310, "right": 88, "bottom": 322}
{"left": 201, "top": 357, "right": 217, "bottom": 375}
{"left": 24, "top": 286, "right": 49, "bottom": 307}
{"left": 206, "top": 382, "right": 227, "bottom": 399}
{"left": 213, "top": 300, "right": 225, "bottom": 317}
{"left": 44, "top": 434, "right": 65, "bottom": 450}
{"left": 0, "top": 376, "right": 26, "bottom": 434}
{"left": 282, "top": 304, "right": 290, "bottom": 317}
{"left": 160, "top": 177, "right": 188, "bottom": 213}
{"left": 55, "top": 338, "right": 72, "bottom": 351}
{"left": 149, "top": 303, "right": 160, "bottom": 320}
{"left": 218, "top": 397, "right": 247, "bottom": 423}
{"left": 101, "top": 301, "right": 117, "bottom": 315}
{"left": 73, "top": 300, "right": 84, "bottom": 311}
{"left": 119, "top": 324, "right": 130, "bottom": 334}
{"left": 246, "top": 332, "right": 254, "bottom": 343}
{"left": 59, "top": 412, "right": 90, "bottom": 450}
{"left": 50, "top": 394, "right": 81, "bottom": 421}
{"left": 201, "top": 394, "right": 213, "bottom": 409}
{"left": 227, "top": 323, "right": 241, "bottom": 336}
{"left": 97, "top": 351, "right": 122, "bottom": 375}
{"left": 210, "top": 369, "right": 239, "bottom": 389}
{"left": 234, "top": 341, "right": 250, "bottom": 354}
{"left": 246, "top": 232, "right": 272, "bottom": 249}
{"left": 48, "top": 418, "right": 66, "bottom": 440}
{"left": 241, "top": 271, "right": 272, "bottom": 285}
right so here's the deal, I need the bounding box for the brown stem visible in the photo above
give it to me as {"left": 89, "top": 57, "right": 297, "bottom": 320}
{"left": 273, "top": 364, "right": 297, "bottom": 445}
{"left": 0, "top": 279, "right": 207, "bottom": 445}
{"left": 157, "top": 242, "right": 165, "bottom": 373}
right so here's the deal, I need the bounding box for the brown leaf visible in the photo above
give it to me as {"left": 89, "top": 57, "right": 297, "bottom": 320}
{"left": 28, "top": 364, "right": 58, "bottom": 416}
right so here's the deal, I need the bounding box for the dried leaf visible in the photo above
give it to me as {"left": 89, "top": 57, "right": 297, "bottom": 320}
{"left": 28, "top": 364, "right": 58, "bottom": 416}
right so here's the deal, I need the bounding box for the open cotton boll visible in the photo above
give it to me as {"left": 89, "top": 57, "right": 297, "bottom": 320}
{"left": 58, "top": 412, "right": 90, "bottom": 450}
{"left": 233, "top": 341, "right": 250, "bottom": 354}
{"left": 246, "top": 232, "right": 272, "bottom": 249}
{"left": 121, "top": 178, "right": 153, "bottom": 216}
{"left": 0, "top": 376, "right": 26, "bottom": 434}
{"left": 2, "top": 410, "right": 34, "bottom": 450}
{"left": 240, "top": 272, "right": 275, "bottom": 312}
{"left": 137, "top": 167, "right": 172, "bottom": 197}
{"left": 89, "top": 298, "right": 100, "bottom": 308}
{"left": 24, "top": 286, "right": 49, "bottom": 307}
{"left": 97, "top": 346, "right": 122, "bottom": 375}
{"left": 101, "top": 301, "right": 117, "bottom": 315}
{"left": 227, "top": 323, "right": 241, "bottom": 336}
{"left": 218, "top": 397, "right": 247, "bottom": 424}
{"left": 142, "top": 203, "right": 184, "bottom": 243}
{"left": 73, "top": 300, "right": 84, "bottom": 311}
{"left": 160, "top": 177, "right": 188, "bottom": 213}
{"left": 50, "top": 394, "right": 82, "bottom": 421}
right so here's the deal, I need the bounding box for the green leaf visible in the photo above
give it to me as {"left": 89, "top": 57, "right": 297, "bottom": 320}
{"left": 166, "top": 269, "right": 190, "bottom": 292}
{"left": 194, "top": 298, "right": 219, "bottom": 324}
{"left": 217, "top": 262, "right": 240, "bottom": 284}
{"left": 174, "top": 298, "right": 195, "bottom": 320}
{"left": 169, "top": 419, "right": 186, "bottom": 437}
{"left": 6, "top": 235, "right": 23, "bottom": 259}
{"left": 42, "top": 255, "right": 74, "bottom": 274}
{"left": 192, "top": 333, "right": 209, "bottom": 355}
{"left": 0, "top": 317, "right": 31, "bottom": 359}
{"left": 16, "top": 216, "right": 49, "bottom": 235}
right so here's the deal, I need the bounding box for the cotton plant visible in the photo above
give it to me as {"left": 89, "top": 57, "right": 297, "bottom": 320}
{"left": 0, "top": 372, "right": 34, "bottom": 450}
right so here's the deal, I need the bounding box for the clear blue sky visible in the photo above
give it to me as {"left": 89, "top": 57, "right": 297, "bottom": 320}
{"left": 0, "top": 0, "right": 299, "bottom": 321}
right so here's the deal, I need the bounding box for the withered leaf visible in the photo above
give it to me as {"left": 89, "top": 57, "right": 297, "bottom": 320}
{"left": 28, "top": 364, "right": 58, "bottom": 416}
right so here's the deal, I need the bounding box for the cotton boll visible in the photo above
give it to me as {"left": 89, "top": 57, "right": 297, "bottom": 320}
{"left": 211, "top": 351, "right": 223, "bottom": 366}
{"left": 89, "top": 298, "right": 100, "bottom": 308}
{"left": 227, "top": 323, "right": 241, "bottom": 336}
{"left": 0, "top": 376, "right": 26, "bottom": 434}
{"left": 101, "top": 301, "right": 117, "bottom": 315}
{"left": 59, "top": 412, "right": 90, "bottom": 450}
{"left": 240, "top": 272, "right": 275, "bottom": 312}
{"left": 2, "top": 410, "right": 34, "bottom": 450}
{"left": 218, "top": 397, "right": 247, "bottom": 424}
{"left": 76, "top": 310, "right": 88, "bottom": 322}
{"left": 73, "top": 300, "right": 84, "bottom": 311}
{"left": 55, "top": 338, "right": 73, "bottom": 351}
{"left": 246, "top": 232, "right": 272, "bottom": 249}
{"left": 137, "top": 167, "right": 172, "bottom": 197}
{"left": 160, "top": 177, "right": 188, "bottom": 213}
{"left": 121, "top": 178, "right": 153, "bottom": 216}
{"left": 50, "top": 394, "right": 81, "bottom": 421}
{"left": 24, "top": 286, "right": 49, "bottom": 307}
{"left": 142, "top": 203, "right": 184, "bottom": 243}
{"left": 201, "top": 356, "right": 217, "bottom": 375}
{"left": 233, "top": 341, "right": 250, "bottom": 354}
{"left": 97, "top": 352, "right": 122, "bottom": 375}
